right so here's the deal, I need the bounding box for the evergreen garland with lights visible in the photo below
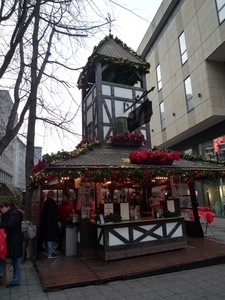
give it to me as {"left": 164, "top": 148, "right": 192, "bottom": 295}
{"left": 28, "top": 142, "right": 225, "bottom": 190}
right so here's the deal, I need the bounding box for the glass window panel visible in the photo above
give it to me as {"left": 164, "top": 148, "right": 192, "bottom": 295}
{"left": 160, "top": 101, "right": 164, "bottom": 113}
{"left": 216, "top": 0, "right": 225, "bottom": 11}
{"left": 160, "top": 102, "right": 166, "bottom": 130}
{"left": 179, "top": 33, "right": 186, "bottom": 53}
{"left": 186, "top": 93, "right": 192, "bottom": 102}
{"left": 184, "top": 77, "right": 194, "bottom": 112}
{"left": 156, "top": 65, "right": 161, "bottom": 81}
{"left": 116, "top": 117, "right": 127, "bottom": 133}
{"left": 158, "top": 80, "right": 162, "bottom": 90}
{"left": 184, "top": 77, "right": 192, "bottom": 96}
{"left": 181, "top": 52, "right": 188, "bottom": 64}
{"left": 179, "top": 32, "right": 188, "bottom": 64}
{"left": 187, "top": 98, "right": 194, "bottom": 111}
{"left": 156, "top": 65, "right": 162, "bottom": 91}
{"left": 219, "top": 8, "right": 225, "bottom": 22}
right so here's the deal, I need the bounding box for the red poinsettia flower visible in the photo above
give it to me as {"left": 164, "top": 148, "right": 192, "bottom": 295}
{"left": 129, "top": 149, "right": 181, "bottom": 164}
{"left": 32, "top": 160, "right": 46, "bottom": 174}
{"left": 84, "top": 171, "right": 91, "bottom": 177}
{"left": 143, "top": 169, "right": 150, "bottom": 176}
{"left": 111, "top": 171, "right": 119, "bottom": 180}
{"left": 48, "top": 173, "right": 55, "bottom": 180}
{"left": 194, "top": 171, "right": 201, "bottom": 181}
{"left": 76, "top": 136, "right": 92, "bottom": 149}
{"left": 107, "top": 132, "right": 147, "bottom": 144}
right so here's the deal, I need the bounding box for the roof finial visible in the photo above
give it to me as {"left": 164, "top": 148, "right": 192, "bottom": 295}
{"left": 106, "top": 13, "right": 112, "bottom": 35}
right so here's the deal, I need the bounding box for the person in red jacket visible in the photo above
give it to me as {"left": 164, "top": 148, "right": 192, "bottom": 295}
{"left": 56, "top": 194, "right": 73, "bottom": 251}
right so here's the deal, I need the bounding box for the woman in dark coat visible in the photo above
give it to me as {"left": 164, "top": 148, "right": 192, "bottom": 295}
{"left": 42, "top": 190, "right": 61, "bottom": 258}
{"left": 0, "top": 201, "right": 24, "bottom": 286}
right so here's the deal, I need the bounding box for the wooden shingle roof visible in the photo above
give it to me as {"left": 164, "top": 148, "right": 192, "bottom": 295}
{"left": 77, "top": 35, "right": 150, "bottom": 88}
{"left": 47, "top": 146, "right": 225, "bottom": 171}
{"left": 95, "top": 36, "right": 148, "bottom": 66}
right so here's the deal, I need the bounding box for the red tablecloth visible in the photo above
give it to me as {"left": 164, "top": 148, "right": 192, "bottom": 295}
{"left": 197, "top": 207, "right": 215, "bottom": 224}
{"left": 180, "top": 207, "right": 216, "bottom": 224}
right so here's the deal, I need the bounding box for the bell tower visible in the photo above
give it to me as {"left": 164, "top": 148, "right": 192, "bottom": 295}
{"left": 77, "top": 35, "right": 152, "bottom": 147}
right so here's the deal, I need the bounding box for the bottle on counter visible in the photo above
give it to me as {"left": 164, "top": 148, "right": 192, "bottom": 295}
{"left": 166, "top": 190, "right": 172, "bottom": 200}
{"left": 123, "top": 194, "right": 126, "bottom": 202}
{"left": 134, "top": 208, "right": 138, "bottom": 220}
{"left": 129, "top": 207, "right": 134, "bottom": 220}
{"left": 156, "top": 207, "right": 160, "bottom": 219}
{"left": 108, "top": 194, "right": 111, "bottom": 203}
{"left": 158, "top": 206, "right": 164, "bottom": 218}
{"left": 117, "top": 194, "right": 120, "bottom": 203}
{"left": 137, "top": 211, "right": 141, "bottom": 220}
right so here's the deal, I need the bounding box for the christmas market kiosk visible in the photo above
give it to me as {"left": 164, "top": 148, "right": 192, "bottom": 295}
{"left": 28, "top": 141, "right": 225, "bottom": 262}
{"left": 27, "top": 34, "right": 225, "bottom": 263}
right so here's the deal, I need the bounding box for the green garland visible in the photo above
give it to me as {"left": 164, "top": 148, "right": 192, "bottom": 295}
{"left": 42, "top": 140, "right": 101, "bottom": 165}
{"left": 152, "top": 146, "right": 225, "bottom": 166}
{"left": 28, "top": 144, "right": 225, "bottom": 190}
{"left": 28, "top": 166, "right": 225, "bottom": 190}
{"left": 181, "top": 152, "right": 225, "bottom": 165}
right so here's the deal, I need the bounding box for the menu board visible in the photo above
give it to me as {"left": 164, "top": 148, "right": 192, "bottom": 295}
{"left": 167, "top": 200, "right": 175, "bottom": 212}
{"left": 104, "top": 203, "right": 114, "bottom": 215}
{"left": 120, "top": 203, "right": 129, "bottom": 220}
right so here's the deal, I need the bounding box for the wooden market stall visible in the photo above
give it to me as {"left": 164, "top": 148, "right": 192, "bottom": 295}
{"left": 92, "top": 216, "right": 186, "bottom": 261}
{"left": 28, "top": 143, "right": 225, "bottom": 262}
{"left": 24, "top": 34, "right": 225, "bottom": 267}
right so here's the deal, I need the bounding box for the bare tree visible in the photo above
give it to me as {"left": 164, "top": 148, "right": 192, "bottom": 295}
{"left": 0, "top": 0, "right": 114, "bottom": 218}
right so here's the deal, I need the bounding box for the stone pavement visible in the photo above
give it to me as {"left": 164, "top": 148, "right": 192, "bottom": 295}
{"left": 1, "top": 217, "right": 225, "bottom": 300}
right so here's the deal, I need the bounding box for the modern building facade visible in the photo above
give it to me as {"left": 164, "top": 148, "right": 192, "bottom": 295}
{"left": 34, "top": 147, "right": 42, "bottom": 165}
{"left": 0, "top": 90, "right": 42, "bottom": 193}
{"left": 0, "top": 90, "right": 16, "bottom": 189}
{"left": 0, "top": 90, "right": 26, "bottom": 192}
{"left": 14, "top": 137, "right": 26, "bottom": 192}
{"left": 137, "top": 0, "right": 225, "bottom": 214}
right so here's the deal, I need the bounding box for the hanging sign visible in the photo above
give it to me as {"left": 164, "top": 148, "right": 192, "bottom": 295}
{"left": 127, "top": 99, "right": 153, "bottom": 132}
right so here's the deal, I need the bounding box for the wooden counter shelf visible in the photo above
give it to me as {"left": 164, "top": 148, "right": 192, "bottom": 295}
{"left": 90, "top": 216, "right": 187, "bottom": 261}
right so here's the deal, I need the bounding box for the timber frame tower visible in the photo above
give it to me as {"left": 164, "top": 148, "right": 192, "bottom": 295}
{"left": 77, "top": 35, "right": 152, "bottom": 147}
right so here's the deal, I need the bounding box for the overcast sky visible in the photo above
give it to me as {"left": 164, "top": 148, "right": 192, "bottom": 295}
{"left": 36, "top": 0, "right": 163, "bottom": 155}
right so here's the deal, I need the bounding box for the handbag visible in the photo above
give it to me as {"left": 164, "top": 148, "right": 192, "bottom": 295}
{"left": 21, "top": 220, "right": 36, "bottom": 240}
{"left": 0, "top": 229, "right": 7, "bottom": 259}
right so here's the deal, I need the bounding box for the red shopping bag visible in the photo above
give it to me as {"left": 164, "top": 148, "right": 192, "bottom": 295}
{"left": 0, "top": 229, "right": 7, "bottom": 259}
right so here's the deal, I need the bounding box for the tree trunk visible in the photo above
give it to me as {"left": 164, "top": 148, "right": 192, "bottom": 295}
{"left": 24, "top": 3, "right": 40, "bottom": 219}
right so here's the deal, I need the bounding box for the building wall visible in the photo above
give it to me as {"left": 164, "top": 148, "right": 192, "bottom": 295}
{"left": 34, "top": 146, "right": 42, "bottom": 165}
{"left": 0, "top": 90, "right": 15, "bottom": 185}
{"left": 0, "top": 90, "right": 43, "bottom": 193}
{"left": 14, "top": 137, "right": 26, "bottom": 191}
{"left": 138, "top": 0, "right": 225, "bottom": 152}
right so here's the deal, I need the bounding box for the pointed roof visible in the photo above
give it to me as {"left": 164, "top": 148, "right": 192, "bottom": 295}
{"left": 0, "top": 182, "right": 20, "bottom": 194}
{"left": 77, "top": 35, "right": 150, "bottom": 88}
{"left": 47, "top": 146, "right": 225, "bottom": 171}
{"left": 96, "top": 35, "right": 149, "bottom": 66}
